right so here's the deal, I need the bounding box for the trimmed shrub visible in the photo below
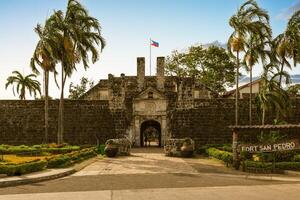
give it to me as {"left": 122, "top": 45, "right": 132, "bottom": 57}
{"left": 47, "top": 155, "right": 71, "bottom": 168}
{"left": 0, "top": 144, "right": 81, "bottom": 155}
{"left": 97, "top": 145, "right": 106, "bottom": 155}
{"left": 0, "top": 160, "right": 47, "bottom": 176}
{"left": 46, "top": 148, "right": 97, "bottom": 168}
{"left": 293, "top": 155, "right": 300, "bottom": 162}
{"left": 206, "top": 147, "right": 233, "bottom": 166}
{"left": 198, "top": 144, "right": 232, "bottom": 154}
{"left": 244, "top": 161, "right": 300, "bottom": 171}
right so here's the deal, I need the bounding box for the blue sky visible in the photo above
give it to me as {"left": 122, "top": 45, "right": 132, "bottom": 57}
{"left": 0, "top": 0, "right": 299, "bottom": 99}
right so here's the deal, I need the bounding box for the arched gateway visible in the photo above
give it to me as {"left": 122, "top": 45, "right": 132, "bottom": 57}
{"left": 140, "top": 120, "right": 161, "bottom": 147}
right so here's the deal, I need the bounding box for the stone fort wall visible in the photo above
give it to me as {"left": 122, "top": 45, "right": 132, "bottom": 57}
{"left": 170, "top": 99, "right": 300, "bottom": 147}
{"left": 0, "top": 100, "right": 129, "bottom": 145}
{"left": 0, "top": 99, "right": 299, "bottom": 147}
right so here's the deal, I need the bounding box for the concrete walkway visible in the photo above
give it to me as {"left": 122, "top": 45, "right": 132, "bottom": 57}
{"left": 1, "top": 183, "right": 300, "bottom": 200}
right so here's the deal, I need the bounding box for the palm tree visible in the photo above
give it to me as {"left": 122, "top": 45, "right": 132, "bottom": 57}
{"left": 5, "top": 71, "right": 41, "bottom": 100}
{"left": 244, "top": 30, "right": 271, "bottom": 125}
{"left": 47, "top": 0, "right": 105, "bottom": 144}
{"left": 228, "top": 0, "right": 271, "bottom": 125}
{"left": 274, "top": 11, "right": 300, "bottom": 89}
{"left": 31, "top": 20, "right": 58, "bottom": 144}
{"left": 256, "top": 65, "right": 290, "bottom": 125}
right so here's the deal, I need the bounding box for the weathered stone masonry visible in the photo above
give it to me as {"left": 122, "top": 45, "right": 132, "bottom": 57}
{"left": 0, "top": 56, "right": 299, "bottom": 147}
{"left": 0, "top": 100, "right": 127, "bottom": 145}
{"left": 0, "top": 98, "right": 299, "bottom": 147}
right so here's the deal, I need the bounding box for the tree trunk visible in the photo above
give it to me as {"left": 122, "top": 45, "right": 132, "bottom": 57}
{"left": 44, "top": 70, "right": 49, "bottom": 144}
{"left": 276, "top": 60, "right": 285, "bottom": 121}
{"left": 235, "top": 51, "right": 240, "bottom": 126}
{"left": 249, "top": 66, "right": 253, "bottom": 125}
{"left": 58, "top": 65, "right": 65, "bottom": 144}
{"left": 262, "top": 107, "right": 265, "bottom": 125}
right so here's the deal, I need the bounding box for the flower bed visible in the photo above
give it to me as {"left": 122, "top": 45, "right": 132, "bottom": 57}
{"left": 0, "top": 145, "right": 98, "bottom": 176}
{"left": 206, "top": 147, "right": 233, "bottom": 166}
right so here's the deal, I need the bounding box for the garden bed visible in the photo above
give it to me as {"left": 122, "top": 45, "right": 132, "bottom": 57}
{"left": 0, "top": 144, "right": 97, "bottom": 176}
{"left": 200, "top": 144, "right": 300, "bottom": 173}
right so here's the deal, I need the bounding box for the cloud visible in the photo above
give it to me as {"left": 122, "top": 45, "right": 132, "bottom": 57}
{"left": 276, "top": 1, "right": 300, "bottom": 20}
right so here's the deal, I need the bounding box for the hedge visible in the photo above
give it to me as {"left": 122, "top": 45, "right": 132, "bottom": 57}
{"left": 0, "top": 160, "right": 47, "bottom": 176}
{"left": 293, "top": 155, "right": 300, "bottom": 162}
{"left": 206, "top": 147, "right": 233, "bottom": 166}
{"left": 198, "top": 144, "right": 232, "bottom": 154}
{"left": 0, "top": 144, "right": 80, "bottom": 155}
{"left": 245, "top": 161, "right": 300, "bottom": 171}
{"left": 46, "top": 148, "right": 97, "bottom": 168}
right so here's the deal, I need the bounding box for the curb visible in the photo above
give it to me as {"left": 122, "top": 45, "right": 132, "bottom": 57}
{"left": 0, "top": 157, "right": 98, "bottom": 188}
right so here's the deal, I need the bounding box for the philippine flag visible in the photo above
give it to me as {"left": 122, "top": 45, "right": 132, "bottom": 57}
{"left": 151, "top": 40, "right": 159, "bottom": 47}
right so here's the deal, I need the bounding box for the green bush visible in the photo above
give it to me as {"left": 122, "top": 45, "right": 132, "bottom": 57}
{"left": 0, "top": 160, "right": 47, "bottom": 176}
{"left": 0, "top": 144, "right": 81, "bottom": 155}
{"left": 42, "top": 146, "right": 80, "bottom": 154}
{"left": 198, "top": 144, "right": 232, "bottom": 154}
{"left": 206, "top": 147, "right": 233, "bottom": 165}
{"left": 293, "top": 155, "right": 300, "bottom": 162}
{"left": 245, "top": 161, "right": 300, "bottom": 171}
{"left": 46, "top": 148, "right": 97, "bottom": 168}
{"left": 47, "top": 155, "right": 71, "bottom": 168}
{"left": 98, "top": 145, "right": 106, "bottom": 155}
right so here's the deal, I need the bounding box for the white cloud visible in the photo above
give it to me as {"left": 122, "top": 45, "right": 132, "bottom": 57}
{"left": 276, "top": 1, "right": 300, "bottom": 20}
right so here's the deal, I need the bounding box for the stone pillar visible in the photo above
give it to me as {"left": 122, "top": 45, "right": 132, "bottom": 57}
{"left": 156, "top": 57, "right": 165, "bottom": 91}
{"left": 137, "top": 57, "right": 145, "bottom": 91}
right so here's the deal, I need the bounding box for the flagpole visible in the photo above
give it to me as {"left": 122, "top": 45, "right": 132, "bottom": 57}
{"left": 150, "top": 38, "right": 152, "bottom": 76}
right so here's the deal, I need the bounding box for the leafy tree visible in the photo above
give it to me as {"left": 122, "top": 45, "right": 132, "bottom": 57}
{"left": 46, "top": 0, "right": 105, "bottom": 144}
{"left": 287, "top": 84, "right": 300, "bottom": 97}
{"left": 68, "top": 77, "right": 94, "bottom": 99}
{"left": 228, "top": 0, "right": 271, "bottom": 125}
{"left": 5, "top": 71, "right": 41, "bottom": 100}
{"left": 166, "top": 45, "right": 235, "bottom": 94}
{"left": 31, "top": 19, "right": 58, "bottom": 143}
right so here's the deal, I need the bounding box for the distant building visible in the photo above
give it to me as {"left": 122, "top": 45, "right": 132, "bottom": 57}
{"left": 223, "top": 78, "right": 262, "bottom": 99}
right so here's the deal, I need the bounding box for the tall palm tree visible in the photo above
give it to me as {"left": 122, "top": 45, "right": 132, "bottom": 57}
{"left": 5, "top": 71, "right": 41, "bottom": 100}
{"left": 274, "top": 11, "right": 300, "bottom": 90}
{"left": 47, "top": 0, "right": 105, "bottom": 144}
{"left": 228, "top": 0, "right": 271, "bottom": 125}
{"left": 256, "top": 65, "right": 290, "bottom": 125}
{"left": 244, "top": 30, "right": 271, "bottom": 125}
{"left": 31, "top": 20, "right": 58, "bottom": 144}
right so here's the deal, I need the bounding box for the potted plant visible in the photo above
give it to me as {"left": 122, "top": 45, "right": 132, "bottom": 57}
{"left": 104, "top": 139, "right": 118, "bottom": 157}
{"left": 180, "top": 138, "right": 194, "bottom": 157}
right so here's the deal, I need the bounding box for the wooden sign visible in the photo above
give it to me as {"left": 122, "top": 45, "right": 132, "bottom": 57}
{"left": 240, "top": 140, "right": 299, "bottom": 153}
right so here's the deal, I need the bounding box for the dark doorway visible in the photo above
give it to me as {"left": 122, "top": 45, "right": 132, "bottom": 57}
{"left": 140, "top": 120, "right": 161, "bottom": 147}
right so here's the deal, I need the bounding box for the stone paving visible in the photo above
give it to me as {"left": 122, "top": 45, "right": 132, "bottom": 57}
{"left": 73, "top": 152, "right": 198, "bottom": 176}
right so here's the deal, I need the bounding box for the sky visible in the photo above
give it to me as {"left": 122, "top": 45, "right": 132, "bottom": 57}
{"left": 0, "top": 0, "right": 300, "bottom": 99}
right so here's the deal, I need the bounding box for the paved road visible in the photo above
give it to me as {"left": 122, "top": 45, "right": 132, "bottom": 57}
{"left": 0, "top": 149, "right": 299, "bottom": 199}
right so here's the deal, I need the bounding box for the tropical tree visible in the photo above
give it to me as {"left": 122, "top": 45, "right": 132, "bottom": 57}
{"left": 228, "top": 0, "right": 271, "bottom": 125}
{"left": 274, "top": 10, "right": 300, "bottom": 88}
{"left": 47, "top": 0, "right": 105, "bottom": 144}
{"left": 5, "top": 71, "right": 41, "bottom": 100}
{"left": 166, "top": 45, "right": 236, "bottom": 95}
{"left": 244, "top": 30, "right": 271, "bottom": 125}
{"left": 256, "top": 64, "right": 290, "bottom": 125}
{"left": 31, "top": 20, "right": 58, "bottom": 143}
{"left": 68, "top": 77, "right": 94, "bottom": 99}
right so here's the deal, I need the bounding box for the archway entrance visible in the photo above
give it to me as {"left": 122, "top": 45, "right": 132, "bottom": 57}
{"left": 140, "top": 120, "right": 161, "bottom": 147}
